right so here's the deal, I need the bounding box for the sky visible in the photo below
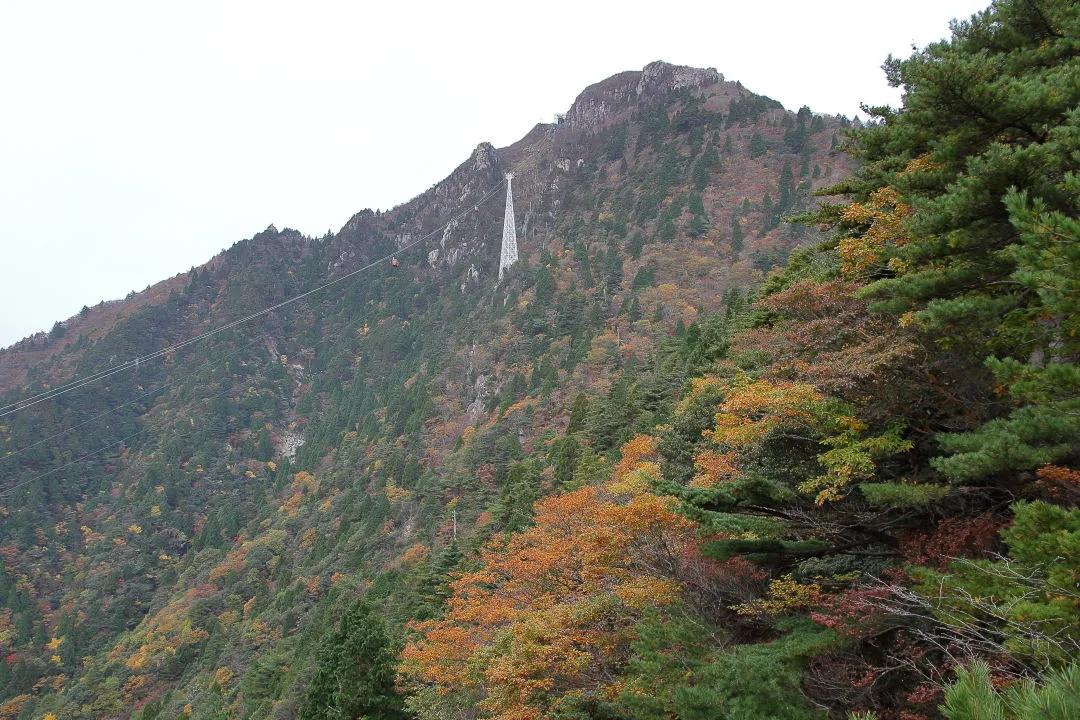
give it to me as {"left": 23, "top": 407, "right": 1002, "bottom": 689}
{"left": 0, "top": 0, "right": 990, "bottom": 349}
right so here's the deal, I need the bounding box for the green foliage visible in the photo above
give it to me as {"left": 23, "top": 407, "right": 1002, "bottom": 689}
{"left": 840, "top": 0, "right": 1080, "bottom": 481}
{"left": 942, "top": 661, "right": 1080, "bottom": 720}
{"left": 749, "top": 131, "right": 767, "bottom": 157}
{"left": 618, "top": 616, "right": 833, "bottom": 720}
{"left": 657, "top": 217, "right": 677, "bottom": 241}
{"left": 1002, "top": 502, "right": 1080, "bottom": 606}
{"left": 727, "top": 92, "right": 783, "bottom": 126}
{"left": 496, "top": 460, "right": 540, "bottom": 532}
{"left": 605, "top": 123, "right": 629, "bottom": 161}
{"left": 913, "top": 502, "right": 1080, "bottom": 672}
{"left": 299, "top": 599, "right": 404, "bottom": 720}
{"left": 404, "top": 685, "right": 483, "bottom": 720}
{"left": 0, "top": 51, "right": 876, "bottom": 719}
{"left": 686, "top": 193, "right": 709, "bottom": 238}
{"left": 701, "top": 539, "right": 832, "bottom": 564}
{"left": 692, "top": 144, "right": 721, "bottom": 191}
{"left": 730, "top": 216, "right": 744, "bottom": 257}
{"left": 567, "top": 393, "right": 590, "bottom": 434}
{"left": 859, "top": 481, "right": 948, "bottom": 509}
{"left": 932, "top": 180, "right": 1080, "bottom": 480}
{"left": 550, "top": 436, "right": 582, "bottom": 489}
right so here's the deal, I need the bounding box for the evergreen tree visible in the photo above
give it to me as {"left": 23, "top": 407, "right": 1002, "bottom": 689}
{"left": 730, "top": 217, "right": 744, "bottom": 258}
{"left": 942, "top": 661, "right": 1080, "bottom": 720}
{"left": 687, "top": 193, "right": 710, "bottom": 238}
{"left": 692, "top": 144, "right": 721, "bottom": 191}
{"left": 778, "top": 164, "right": 795, "bottom": 213}
{"left": 498, "top": 461, "right": 540, "bottom": 532}
{"left": 567, "top": 393, "right": 590, "bottom": 435}
{"left": 299, "top": 600, "right": 404, "bottom": 720}
{"left": 534, "top": 264, "right": 555, "bottom": 307}
{"left": 603, "top": 242, "right": 625, "bottom": 294}
{"left": 549, "top": 436, "right": 582, "bottom": 489}
{"left": 784, "top": 106, "right": 811, "bottom": 154}
{"left": 748, "top": 131, "right": 767, "bottom": 158}
{"left": 835, "top": 0, "right": 1080, "bottom": 480}
{"left": 658, "top": 217, "right": 677, "bottom": 241}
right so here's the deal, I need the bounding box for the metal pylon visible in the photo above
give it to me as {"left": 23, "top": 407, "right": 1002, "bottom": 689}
{"left": 499, "top": 172, "right": 518, "bottom": 281}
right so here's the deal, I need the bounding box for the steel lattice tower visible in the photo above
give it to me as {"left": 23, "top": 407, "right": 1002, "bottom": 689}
{"left": 499, "top": 172, "right": 518, "bottom": 281}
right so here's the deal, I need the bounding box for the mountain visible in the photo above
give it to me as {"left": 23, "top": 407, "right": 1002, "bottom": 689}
{"left": 0, "top": 60, "right": 856, "bottom": 718}
{"left": 2, "top": 6, "right": 1078, "bottom": 712}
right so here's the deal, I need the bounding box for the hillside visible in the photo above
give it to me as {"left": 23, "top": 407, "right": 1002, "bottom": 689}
{"left": 2, "top": 5, "right": 1078, "bottom": 715}
{"left": 0, "top": 60, "right": 855, "bottom": 718}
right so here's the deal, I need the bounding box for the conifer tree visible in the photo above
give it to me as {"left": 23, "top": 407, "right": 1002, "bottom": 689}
{"left": 830, "top": 0, "right": 1080, "bottom": 481}
{"left": 299, "top": 600, "right": 404, "bottom": 720}
{"left": 942, "top": 661, "right": 1080, "bottom": 720}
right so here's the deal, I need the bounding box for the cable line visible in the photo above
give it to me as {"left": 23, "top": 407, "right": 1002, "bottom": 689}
{"left": 0, "top": 136, "right": 547, "bottom": 492}
{"left": 0, "top": 180, "right": 507, "bottom": 419}
{"left": 0, "top": 428, "right": 146, "bottom": 499}
{"left": 0, "top": 262, "right": 427, "bottom": 467}
{"left": 0, "top": 279, "right": 439, "bottom": 498}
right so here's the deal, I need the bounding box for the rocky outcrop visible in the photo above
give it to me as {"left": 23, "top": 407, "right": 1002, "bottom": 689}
{"left": 636, "top": 61, "right": 722, "bottom": 97}
{"left": 564, "top": 61, "right": 724, "bottom": 132}
{"left": 565, "top": 71, "right": 640, "bottom": 131}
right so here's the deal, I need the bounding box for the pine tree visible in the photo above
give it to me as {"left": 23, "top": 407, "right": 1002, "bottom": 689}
{"left": 831, "top": 0, "right": 1080, "bottom": 481}
{"left": 566, "top": 393, "right": 591, "bottom": 435}
{"left": 299, "top": 600, "right": 404, "bottom": 720}
{"left": 687, "top": 193, "right": 710, "bottom": 237}
{"left": 942, "top": 661, "right": 1080, "bottom": 720}
{"left": 692, "top": 144, "right": 721, "bottom": 191}
{"left": 778, "top": 164, "right": 795, "bottom": 213}
{"left": 749, "top": 131, "right": 767, "bottom": 158}
{"left": 730, "top": 217, "right": 744, "bottom": 258}
{"left": 498, "top": 461, "right": 540, "bottom": 532}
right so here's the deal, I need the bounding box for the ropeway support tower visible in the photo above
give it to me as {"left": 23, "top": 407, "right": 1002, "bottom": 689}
{"left": 499, "top": 172, "right": 518, "bottom": 281}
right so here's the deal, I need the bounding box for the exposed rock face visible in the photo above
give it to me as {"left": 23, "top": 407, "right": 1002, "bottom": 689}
{"left": 637, "top": 61, "right": 722, "bottom": 97}
{"left": 565, "top": 61, "right": 724, "bottom": 132}
{"left": 364, "top": 141, "right": 505, "bottom": 273}
{"left": 330, "top": 60, "right": 838, "bottom": 292}
{"left": 465, "top": 374, "right": 490, "bottom": 425}
{"left": 473, "top": 142, "right": 497, "bottom": 172}
{"left": 277, "top": 430, "right": 305, "bottom": 460}
{"left": 565, "top": 71, "right": 640, "bottom": 131}
{"left": 339, "top": 62, "right": 747, "bottom": 281}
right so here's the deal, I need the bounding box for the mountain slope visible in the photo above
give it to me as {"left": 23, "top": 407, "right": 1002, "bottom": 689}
{"left": 0, "top": 61, "right": 856, "bottom": 718}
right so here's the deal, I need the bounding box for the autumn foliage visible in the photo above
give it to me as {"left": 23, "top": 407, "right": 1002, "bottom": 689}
{"left": 400, "top": 471, "right": 695, "bottom": 720}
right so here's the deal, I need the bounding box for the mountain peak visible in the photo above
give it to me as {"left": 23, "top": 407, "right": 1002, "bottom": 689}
{"left": 564, "top": 61, "right": 724, "bottom": 132}
{"left": 0, "top": 54, "right": 861, "bottom": 718}
{"left": 637, "top": 60, "right": 722, "bottom": 96}
{"left": 472, "top": 142, "right": 498, "bottom": 172}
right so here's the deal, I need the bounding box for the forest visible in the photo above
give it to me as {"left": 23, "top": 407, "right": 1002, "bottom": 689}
{"left": 0, "top": 1, "right": 1076, "bottom": 718}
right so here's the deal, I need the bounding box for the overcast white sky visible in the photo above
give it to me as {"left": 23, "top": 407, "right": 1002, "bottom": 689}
{"left": 0, "top": 0, "right": 989, "bottom": 348}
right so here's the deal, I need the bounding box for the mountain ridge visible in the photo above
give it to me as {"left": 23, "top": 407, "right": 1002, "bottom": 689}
{"left": 0, "top": 58, "right": 858, "bottom": 718}
{"left": 1, "top": 60, "right": 827, "bottom": 364}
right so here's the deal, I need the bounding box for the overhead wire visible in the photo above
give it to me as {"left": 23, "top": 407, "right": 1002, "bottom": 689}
{"left": 0, "top": 325, "right": 280, "bottom": 468}
{"left": 0, "top": 258, "right": 427, "bottom": 467}
{"left": 0, "top": 285, "right": 418, "bottom": 497}
{"left": 0, "top": 144, "right": 547, "bottom": 493}
{"left": 0, "top": 179, "right": 508, "bottom": 420}
{"left": 0, "top": 429, "right": 147, "bottom": 499}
